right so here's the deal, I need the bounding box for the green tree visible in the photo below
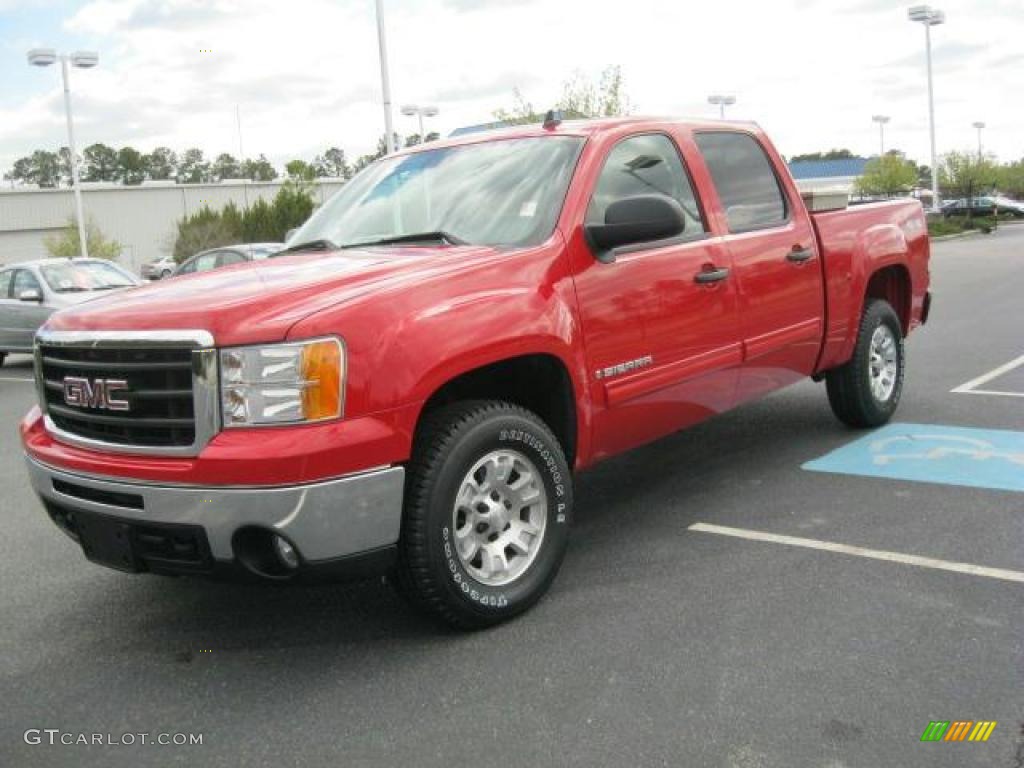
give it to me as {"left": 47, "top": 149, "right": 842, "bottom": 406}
{"left": 81, "top": 143, "right": 119, "bottom": 182}
{"left": 998, "top": 159, "right": 1024, "bottom": 199}
{"left": 172, "top": 206, "right": 238, "bottom": 262}
{"left": 117, "top": 146, "right": 147, "bottom": 185}
{"left": 855, "top": 154, "right": 918, "bottom": 198}
{"left": 240, "top": 198, "right": 277, "bottom": 242}
{"left": 57, "top": 147, "right": 74, "bottom": 187}
{"left": 146, "top": 147, "right": 177, "bottom": 180}
{"left": 11, "top": 150, "right": 62, "bottom": 187}
{"left": 241, "top": 154, "right": 277, "bottom": 181}
{"left": 211, "top": 153, "right": 241, "bottom": 180}
{"left": 285, "top": 159, "right": 316, "bottom": 181}
{"left": 44, "top": 217, "right": 122, "bottom": 259}
{"left": 938, "top": 151, "right": 998, "bottom": 218}
{"left": 177, "top": 148, "right": 210, "bottom": 184}
{"left": 560, "top": 65, "right": 632, "bottom": 118}
{"left": 271, "top": 181, "right": 315, "bottom": 236}
{"left": 790, "top": 149, "right": 857, "bottom": 163}
{"left": 315, "top": 147, "right": 350, "bottom": 179}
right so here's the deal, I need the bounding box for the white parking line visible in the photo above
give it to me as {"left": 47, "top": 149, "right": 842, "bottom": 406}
{"left": 951, "top": 353, "right": 1024, "bottom": 397}
{"left": 0, "top": 376, "right": 34, "bottom": 383}
{"left": 688, "top": 522, "right": 1024, "bottom": 584}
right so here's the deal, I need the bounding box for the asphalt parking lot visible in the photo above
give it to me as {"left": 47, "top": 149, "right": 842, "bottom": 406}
{"left": 2, "top": 227, "right": 1021, "bottom": 768}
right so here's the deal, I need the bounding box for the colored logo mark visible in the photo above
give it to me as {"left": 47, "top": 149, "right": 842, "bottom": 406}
{"left": 920, "top": 721, "right": 997, "bottom": 742}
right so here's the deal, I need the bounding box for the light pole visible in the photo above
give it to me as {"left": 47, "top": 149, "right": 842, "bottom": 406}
{"left": 28, "top": 47, "right": 98, "bottom": 258}
{"left": 908, "top": 5, "right": 945, "bottom": 211}
{"left": 708, "top": 94, "right": 736, "bottom": 119}
{"left": 972, "top": 121, "right": 985, "bottom": 156}
{"left": 872, "top": 115, "right": 890, "bottom": 156}
{"left": 374, "top": 0, "right": 397, "bottom": 155}
{"left": 401, "top": 104, "right": 439, "bottom": 144}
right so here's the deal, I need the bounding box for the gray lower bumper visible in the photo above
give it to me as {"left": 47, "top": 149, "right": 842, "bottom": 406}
{"left": 25, "top": 456, "right": 405, "bottom": 564}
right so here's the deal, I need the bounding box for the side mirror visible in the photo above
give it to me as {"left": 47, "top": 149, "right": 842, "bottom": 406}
{"left": 18, "top": 289, "right": 42, "bottom": 302}
{"left": 585, "top": 194, "right": 686, "bottom": 263}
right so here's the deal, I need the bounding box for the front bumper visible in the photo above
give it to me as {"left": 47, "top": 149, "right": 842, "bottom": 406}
{"left": 25, "top": 455, "right": 405, "bottom": 581}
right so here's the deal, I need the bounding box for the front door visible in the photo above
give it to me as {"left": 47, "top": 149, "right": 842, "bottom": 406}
{"left": 570, "top": 132, "right": 741, "bottom": 461}
{"left": 7, "top": 269, "right": 51, "bottom": 351}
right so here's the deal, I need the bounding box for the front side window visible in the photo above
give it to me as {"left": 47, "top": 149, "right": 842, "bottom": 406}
{"left": 287, "top": 136, "right": 584, "bottom": 250}
{"left": 39, "top": 261, "right": 135, "bottom": 293}
{"left": 12, "top": 269, "right": 42, "bottom": 298}
{"left": 586, "top": 133, "right": 705, "bottom": 236}
{"left": 694, "top": 132, "right": 788, "bottom": 232}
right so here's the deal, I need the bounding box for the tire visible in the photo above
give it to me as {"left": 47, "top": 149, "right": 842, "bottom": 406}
{"left": 394, "top": 401, "right": 573, "bottom": 629}
{"left": 825, "top": 299, "right": 905, "bottom": 428}
{"left": 0, "top": 352, "right": 5, "bottom": 367}
{"left": 160, "top": 270, "right": 172, "bottom": 279}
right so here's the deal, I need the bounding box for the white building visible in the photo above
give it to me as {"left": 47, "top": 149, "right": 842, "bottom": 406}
{"left": 0, "top": 179, "right": 346, "bottom": 273}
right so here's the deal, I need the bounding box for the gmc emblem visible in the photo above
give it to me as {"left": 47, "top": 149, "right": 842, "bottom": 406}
{"left": 62, "top": 376, "right": 130, "bottom": 412}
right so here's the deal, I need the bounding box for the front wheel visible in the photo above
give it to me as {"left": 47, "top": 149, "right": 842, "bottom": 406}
{"left": 394, "top": 401, "right": 573, "bottom": 629}
{"left": 825, "top": 299, "right": 905, "bottom": 428}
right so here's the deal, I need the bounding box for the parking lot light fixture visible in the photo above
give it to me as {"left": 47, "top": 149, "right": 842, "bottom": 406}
{"left": 708, "top": 94, "right": 736, "bottom": 119}
{"left": 374, "top": 0, "right": 397, "bottom": 154}
{"left": 972, "top": 121, "right": 985, "bottom": 156}
{"left": 907, "top": 5, "right": 945, "bottom": 212}
{"left": 26, "top": 47, "right": 99, "bottom": 258}
{"left": 872, "top": 115, "right": 890, "bottom": 156}
{"left": 401, "top": 104, "right": 440, "bottom": 144}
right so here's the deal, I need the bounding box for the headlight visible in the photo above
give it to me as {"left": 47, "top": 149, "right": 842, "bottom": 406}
{"left": 219, "top": 337, "right": 344, "bottom": 427}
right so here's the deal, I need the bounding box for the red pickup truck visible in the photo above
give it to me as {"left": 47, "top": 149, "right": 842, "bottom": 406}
{"left": 21, "top": 116, "right": 930, "bottom": 628}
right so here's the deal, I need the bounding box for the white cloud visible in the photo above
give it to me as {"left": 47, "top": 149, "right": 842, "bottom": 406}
{"left": 1, "top": 0, "right": 1022, "bottom": 176}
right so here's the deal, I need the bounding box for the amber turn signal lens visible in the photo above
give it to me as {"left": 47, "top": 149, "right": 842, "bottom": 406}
{"left": 300, "top": 339, "right": 343, "bottom": 420}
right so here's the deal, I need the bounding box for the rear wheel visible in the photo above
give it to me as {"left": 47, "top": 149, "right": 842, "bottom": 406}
{"left": 394, "top": 401, "right": 573, "bottom": 629}
{"left": 826, "top": 299, "right": 905, "bottom": 428}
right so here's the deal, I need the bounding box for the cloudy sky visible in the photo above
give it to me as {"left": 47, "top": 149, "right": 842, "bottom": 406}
{"left": 1, "top": 0, "right": 1022, "bottom": 177}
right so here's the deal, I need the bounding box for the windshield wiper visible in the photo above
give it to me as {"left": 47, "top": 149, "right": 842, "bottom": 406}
{"left": 342, "top": 231, "right": 469, "bottom": 249}
{"left": 93, "top": 284, "right": 129, "bottom": 290}
{"left": 274, "top": 238, "right": 339, "bottom": 255}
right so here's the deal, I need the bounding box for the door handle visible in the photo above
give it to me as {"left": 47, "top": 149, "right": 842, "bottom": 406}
{"left": 787, "top": 246, "right": 814, "bottom": 263}
{"left": 694, "top": 267, "right": 730, "bottom": 284}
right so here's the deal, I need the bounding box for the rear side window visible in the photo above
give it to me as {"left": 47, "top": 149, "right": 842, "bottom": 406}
{"left": 695, "top": 132, "right": 788, "bottom": 232}
{"left": 586, "top": 133, "right": 705, "bottom": 236}
{"left": 217, "top": 251, "right": 246, "bottom": 267}
{"left": 0, "top": 270, "right": 11, "bottom": 298}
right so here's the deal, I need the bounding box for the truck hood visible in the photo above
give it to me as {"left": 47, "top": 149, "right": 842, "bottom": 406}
{"left": 43, "top": 245, "right": 500, "bottom": 346}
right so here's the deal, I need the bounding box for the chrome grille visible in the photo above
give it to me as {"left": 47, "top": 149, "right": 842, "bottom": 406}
{"left": 34, "top": 330, "right": 219, "bottom": 457}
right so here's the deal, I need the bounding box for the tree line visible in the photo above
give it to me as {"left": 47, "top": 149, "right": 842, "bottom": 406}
{"left": 2, "top": 132, "right": 440, "bottom": 189}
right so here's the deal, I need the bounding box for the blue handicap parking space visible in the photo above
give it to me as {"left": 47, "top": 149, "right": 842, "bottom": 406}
{"left": 803, "top": 423, "right": 1024, "bottom": 493}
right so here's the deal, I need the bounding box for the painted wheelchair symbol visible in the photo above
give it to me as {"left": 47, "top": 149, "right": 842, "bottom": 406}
{"left": 870, "top": 434, "right": 1024, "bottom": 466}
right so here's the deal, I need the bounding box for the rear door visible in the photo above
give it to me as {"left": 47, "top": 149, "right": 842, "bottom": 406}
{"left": 571, "top": 131, "right": 741, "bottom": 460}
{"left": 693, "top": 131, "right": 824, "bottom": 401}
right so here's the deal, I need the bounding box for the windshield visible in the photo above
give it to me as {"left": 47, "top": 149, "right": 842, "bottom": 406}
{"left": 40, "top": 261, "right": 136, "bottom": 293}
{"left": 286, "top": 136, "right": 584, "bottom": 250}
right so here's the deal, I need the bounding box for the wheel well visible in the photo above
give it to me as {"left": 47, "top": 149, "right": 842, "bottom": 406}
{"left": 865, "top": 265, "right": 911, "bottom": 334}
{"left": 419, "top": 354, "right": 577, "bottom": 466}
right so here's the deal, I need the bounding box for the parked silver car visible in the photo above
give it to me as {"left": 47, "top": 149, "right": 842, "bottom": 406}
{"left": 140, "top": 255, "right": 177, "bottom": 280}
{"left": 157, "top": 243, "right": 281, "bottom": 280}
{"left": 0, "top": 259, "right": 141, "bottom": 364}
